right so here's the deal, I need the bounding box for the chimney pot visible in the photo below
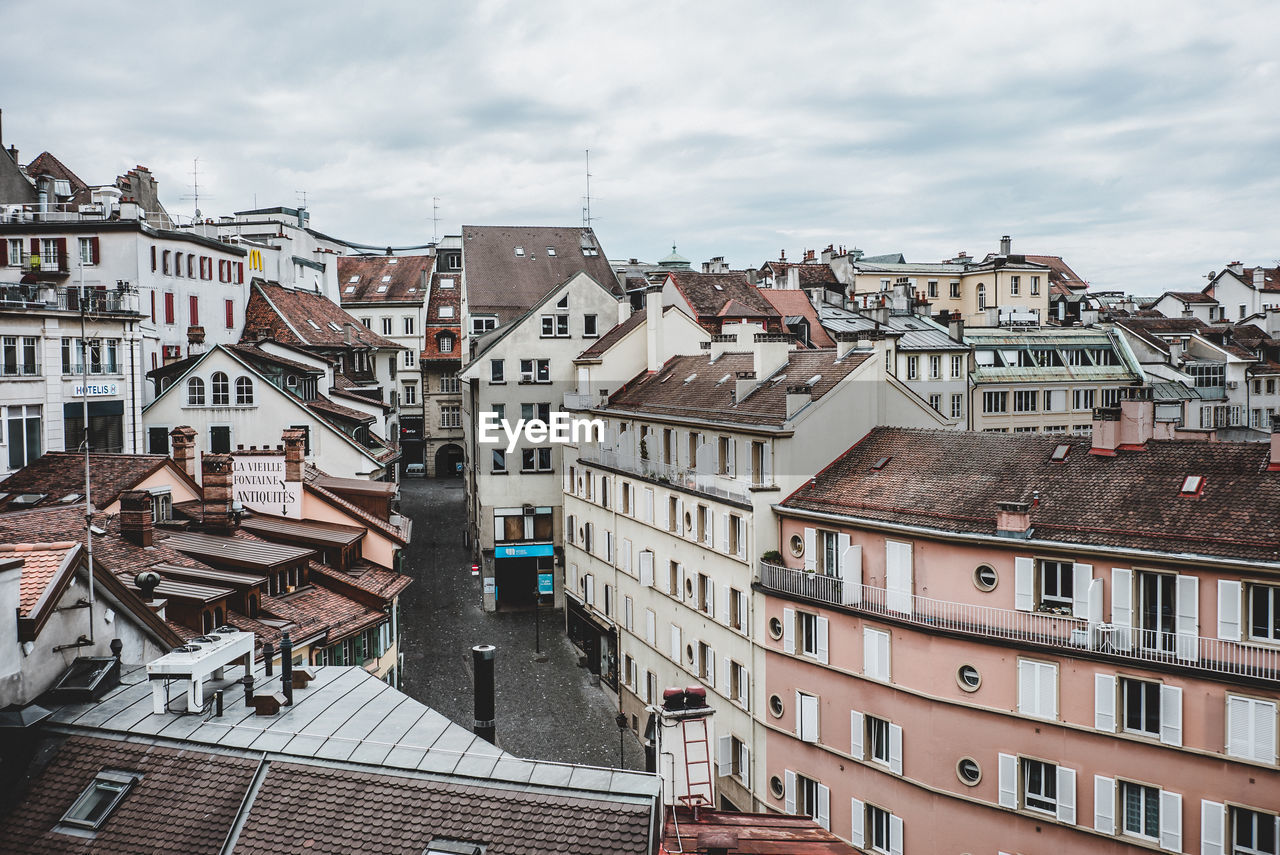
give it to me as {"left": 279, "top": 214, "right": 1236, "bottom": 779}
{"left": 119, "top": 490, "right": 155, "bottom": 547}
{"left": 996, "top": 500, "right": 1032, "bottom": 538}
{"left": 1090, "top": 406, "right": 1123, "bottom": 455}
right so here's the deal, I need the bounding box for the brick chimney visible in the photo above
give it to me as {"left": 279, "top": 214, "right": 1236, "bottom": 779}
{"left": 1270, "top": 417, "right": 1280, "bottom": 472}
{"left": 119, "top": 490, "right": 154, "bottom": 547}
{"left": 170, "top": 425, "right": 198, "bottom": 481}
{"left": 1090, "top": 406, "right": 1122, "bottom": 456}
{"left": 201, "top": 453, "right": 235, "bottom": 532}
{"left": 282, "top": 428, "right": 306, "bottom": 481}
{"left": 1118, "top": 387, "right": 1154, "bottom": 449}
{"left": 996, "top": 501, "right": 1032, "bottom": 538}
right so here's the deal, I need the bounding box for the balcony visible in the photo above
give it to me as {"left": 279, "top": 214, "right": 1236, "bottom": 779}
{"left": 758, "top": 561, "right": 1280, "bottom": 685}
{"left": 563, "top": 391, "right": 607, "bottom": 410}
{"left": 577, "top": 447, "right": 753, "bottom": 504}
{"left": 57, "top": 289, "right": 131, "bottom": 314}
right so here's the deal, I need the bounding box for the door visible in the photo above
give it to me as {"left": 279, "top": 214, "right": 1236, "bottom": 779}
{"left": 1139, "top": 572, "right": 1176, "bottom": 653}
{"left": 210, "top": 425, "right": 231, "bottom": 454}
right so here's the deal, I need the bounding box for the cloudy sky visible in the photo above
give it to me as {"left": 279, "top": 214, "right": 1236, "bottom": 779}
{"left": 3, "top": 1, "right": 1278, "bottom": 293}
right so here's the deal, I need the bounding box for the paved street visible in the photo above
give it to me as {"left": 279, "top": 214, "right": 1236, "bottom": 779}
{"left": 397, "top": 477, "right": 645, "bottom": 770}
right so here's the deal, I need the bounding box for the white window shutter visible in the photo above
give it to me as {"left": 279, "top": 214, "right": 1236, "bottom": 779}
{"left": 646, "top": 610, "right": 656, "bottom": 645}
{"left": 676, "top": 499, "right": 685, "bottom": 536}
{"left": 1018, "top": 660, "right": 1035, "bottom": 716}
{"left": 1094, "top": 775, "right": 1115, "bottom": 834}
{"left": 783, "top": 607, "right": 796, "bottom": 654}
{"left": 816, "top": 617, "right": 829, "bottom": 665}
{"left": 762, "top": 442, "right": 772, "bottom": 486}
{"left": 722, "top": 656, "right": 730, "bottom": 694}
{"left": 1175, "top": 574, "right": 1199, "bottom": 662}
{"left": 643, "top": 488, "right": 653, "bottom": 523}
{"left": 1056, "top": 766, "right": 1076, "bottom": 825}
{"left": 640, "top": 551, "right": 654, "bottom": 587}
{"left": 885, "top": 540, "right": 913, "bottom": 613}
{"left": 1072, "top": 563, "right": 1093, "bottom": 619}
{"left": 719, "top": 585, "right": 730, "bottom": 624}
{"left": 739, "top": 743, "right": 750, "bottom": 788}
{"left": 1095, "top": 673, "right": 1117, "bottom": 732}
{"left": 850, "top": 710, "right": 864, "bottom": 759}
{"left": 716, "top": 735, "right": 732, "bottom": 777}
{"left": 737, "top": 667, "right": 748, "bottom": 707}
{"left": 670, "top": 624, "right": 681, "bottom": 662}
{"left": 1112, "top": 568, "right": 1133, "bottom": 641}
{"left": 850, "top": 797, "right": 864, "bottom": 847}
{"left": 737, "top": 593, "right": 747, "bottom": 633}
{"left": 784, "top": 769, "right": 796, "bottom": 815}
{"left": 1040, "top": 662, "right": 1058, "bottom": 720}
{"left": 1217, "top": 580, "right": 1242, "bottom": 641}
{"left": 1160, "top": 684, "right": 1183, "bottom": 746}
{"left": 1227, "top": 695, "right": 1251, "bottom": 758}
{"left": 1015, "top": 556, "right": 1035, "bottom": 611}
{"left": 621, "top": 538, "right": 632, "bottom": 573}
{"left": 889, "top": 814, "right": 904, "bottom": 855}
{"left": 804, "top": 527, "right": 817, "bottom": 571}
{"left": 817, "top": 784, "right": 830, "bottom": 831}
{"left": 705, "top": 577, "right": 714, "bottom": 613}
{"left": 998, "top": 753, "right": 1017, "bottom": 809}
{"left": 1159, "top": 790, "right": 1182, "bottom": 853}
{"left": 799, "top": 693, "right": 819, "bottom": 743}
{"left": 726, "top": 438, "right": 736, "bottom": 476}
{"left": 888, "top": 723, "right": 903, "bottom": 775}
{"left": 624, "top": 596, "right": 633, "bottom": 631}
{"left": 677, "top": 563, "right": 686, "bottom": 599}
{"left": 1200, "top": 800, "right": 1225, "bottom": 855}
{"left": 706, "top": 653, "right": 715, "bottom": 687}
{"left": 720, "top": 512, "right": 730, "bottom": 552}
{"left": 838, "top": 536, "right": 862, "bottom": 605}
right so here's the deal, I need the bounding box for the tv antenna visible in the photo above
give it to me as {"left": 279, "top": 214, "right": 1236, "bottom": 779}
{"left": 296, "top": 190, "right": 308, "bottom": 209}
{"left": 582, "top": 149, "right": 592, "bottom": 228}
{"left": 432, "top": 196, "right": 440, "bottom": 243}
{"left": 180, "top": 157, "right": 213, "bottom": 221}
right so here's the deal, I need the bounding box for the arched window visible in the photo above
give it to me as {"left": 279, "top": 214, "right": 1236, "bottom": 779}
{"left": 201, "top": 610, "right": 213, "bottom": 633}
{"left": 187, "top": 376, "right": 205, "bottom": 406}
{"left": 976, "top": 283, "right": 987, "bottom": 311}
{"left": 438, "top": 332, "right": 455, "bottom": 354}
{"left": 235, "top": 376, "right": 254, "bottom": 405}
{"left": 214, "top": 605, "right": 225, "bottom": 626}
{"left": 211, "top": 371, "right": 229, "bottom": 405}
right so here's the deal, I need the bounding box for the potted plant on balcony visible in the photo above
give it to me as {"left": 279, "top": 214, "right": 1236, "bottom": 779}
{"left": 761, "top": 549, "right": 783, "bottom": 566}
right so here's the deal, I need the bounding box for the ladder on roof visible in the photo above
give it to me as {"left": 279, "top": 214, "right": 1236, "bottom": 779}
{"left": 680, "top": 717, "right": 714, "bottom": 807}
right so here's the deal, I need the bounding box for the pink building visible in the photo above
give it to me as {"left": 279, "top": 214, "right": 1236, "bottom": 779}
{"left": 759, "top": 393, "right": 1280, "bottom": 854}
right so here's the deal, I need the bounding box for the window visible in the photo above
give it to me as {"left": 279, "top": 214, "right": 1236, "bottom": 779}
{"left": 402, "top": 349, "right": 415, "bottom": 368}
{"left": 436, "top": 332, "right": 455, "bottom": 354}
{"left": 235, "top": 377, "right": 254, "bottom": 405}
{"left": 728, "top": 587, "right": 746, "bottom": 631}
{"left": 729, "top": 660, "right": 748, "bottom": 706}
{"left": 864, "top": 628, "right": 890, "bottom": 681}
{"left": 1231, "top": 807, "right": 1279, "bottom": 855}
{"left": 1250, "top": 584, "right": 1280, "bottom": 642}
{"left": 1, "top": 336, "right": 38, "bottom": 376}
{"left": 864, "top": 803, "right": 895, "bottom": 854}
{"left": 929, "top": 394, "right": 941, "bottom": 412}
{"left": 209, "top": 425, "right": 231, "bottom": 454}
{"left": 211, "top": 372, "right": 229, "bottom": 405}
{"left": 1010, "top": 275, "right": 1020, "bottom": 296}
{"left": 907, "top": 356, "right": 918, "bottom": 379}
{"left": 60, "top": 771, "right": 137, "bottom": 829}
{"left": 1121, "top": 677, "right": 1160, "bottom": 736}
{"left": 6, "top": 404, "right": 42, "bottom": 470}
{"left": 1013, "top": 390, "right": 1038, "bottom": 412}
{"left": 729, "top": 513, "right": 744, "bottom": 556}
{"left": 224, "top": 298, "right": 235, "bottom": 329}
{"left": 927, "top": 279, "right": 938, "bottom": 298}
{"left": 1018, "top": 659, "right": 1058, "bottom": 720}
{"left": 983, "top": 390, "right": 1008, "bottom": 413}
{"left": 950, "top": 394, "right": 963, "bottom": 419}
{"left": 42, "top": 238, "right": 63, "bottom": 269}
{"left": 929, "top": 355, "right": 940, "bottom": 379}
{"left": 1119, "top": 780, "right": 1159, "bottom": 840}
{"left": 402, "top": 316, "right": 415, "bottom": 336}
{"left": 950, "top": 355, "right": 962, "bottom": 378}
{"left": 789, "top": 771, "right": 825, "bottom": 827}
{"left": 6, "top": 238, "right": 21, "bottom": 265}
{"left": 540, "top": 314, "right": 570, "bottom": 337}
{"left": 188, "top": 294, "right": 199, "bottom": 326}
{"left": 698, "top": 641, "right": 714, "bottom": 681}
{"left": 865, "top": 714, "right": 890, "bottom": 764}
{"left": 1227, "top": 695, "right": 1278, "bottom": 764}
{"left": 1030, "top": 275, "right": 1041, "bottom": 295}
{"left": 1021, "top": 757, "right": 1057, "bottom": 813}
{"left": 78, "top": 237, "right": 94, "bottom": 264}
{"left": 1039, "top": 559, "right": 1072, "bottom": 609}
{"left": 520, "top": 447, "right": 553, "bottom": 472}
{"left": 403, "top": 382, "right": 417, "bottom": 405}
{"left": 697, "top": 573, "right": 712, "bottom": 614}
{"left": 378, "top": 317, "right": 390, "bottom": 335}
{"left": 491, "top": 449, "right": 506, "bottom": 473}
{"left": 1100, "top": 387, "right": 1122, "bottom": 408}
{"left": 1074, "top": 388, "right": 1096, "bottom": 411}
{"left": 490, "top": 360, "right": 504, "bottom": 383}
{"left": 470, "top": 316, "right": 496, "bottom": 336}
{"left": 187, "top": 377, "right": 206, "bottom": 406}
{"left": 441, "top": 405, "right": 460, "bottom": 428}
{"left": 583, "top": 314, "right": 598, "bottom": 337}
{"left": 976, "top": 283, "right": 986, "bottom": 310}
{"left": 164, "top": 291, "right": 175, "bottom": 324}
{"left": 949, "top": 280, "right": 960, "bottom": 298}
{"left": 520, "top": 358, "right": 550, "bottom": 383}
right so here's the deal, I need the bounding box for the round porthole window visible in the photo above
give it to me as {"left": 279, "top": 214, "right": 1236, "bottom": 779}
{"left": 686, "top": 644, "right": 694, "bottom": 664}
{"left": 973, "top": 564, "right": 998, "bottom": 591}
{"left": 768, "top": 616, "right": 783, "bottom": 640}
{"left": 769, "top": 775, "right": 785, "bottom": 798}
{"left": 957, "top": 664, "right": 981, "bottom": 692}
{"left": 768, "top": 694, "right": 784, "bottom": 718}
{"left": 789, "top": 534, "right": 804, "bottom": 557}
{"left": 685, "top": 578, "right": 694, "bottom": 598}
{"left": 685, "top": 511, "right": 693, "bottom": 531}
{"left": 957, "top": 757, "right": 982, "bottom": 786}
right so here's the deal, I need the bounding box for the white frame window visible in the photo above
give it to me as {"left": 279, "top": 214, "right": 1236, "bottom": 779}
{"left": 1119, "top": 780, "right": 1160, "bottom": 841}
{"left": 1021, "top": 757, "right": 1057, "bottom": 814}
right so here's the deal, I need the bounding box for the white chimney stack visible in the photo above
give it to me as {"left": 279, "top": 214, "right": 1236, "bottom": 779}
{"left": 646, "top": 285, "right": 664, "bottom": 372}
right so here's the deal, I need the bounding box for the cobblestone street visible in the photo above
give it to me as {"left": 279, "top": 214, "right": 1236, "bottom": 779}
{"left": 396, "top": 476, "right": 645, "bottom": 770}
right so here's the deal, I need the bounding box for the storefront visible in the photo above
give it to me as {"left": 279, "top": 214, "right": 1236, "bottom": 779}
{"left": 566, "top": 598, "right": 618, "bottom": 691}
{"left": 399, "top": 416, "right": 423, "bottom": 470}
{"left": 492, "top": 541, "right": 554, "bottom": 610}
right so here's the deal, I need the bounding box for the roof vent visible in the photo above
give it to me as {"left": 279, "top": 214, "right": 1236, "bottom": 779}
{"left": 872, "top": 456, "right": 891, "bottom": 471}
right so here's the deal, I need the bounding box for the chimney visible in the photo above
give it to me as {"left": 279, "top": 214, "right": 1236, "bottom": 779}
{"left": 1269, "top": 417, "right": 1280, "bottom": 472}
{"left": 645, "top": 285, "right": 664, "bottom": 372}
{"left": 834, "top": 330, "right": 861, "bottom": 359}
{"left": 734, "top": 370, "right": 758, "bottom": 402}
{"left": 948, "top": 312, "right": 965, "bottom": 342}
{"left": 170, "top": 426, "right": 198, "bottom": 481}
{"left": 786, "top": 384, "right": 813, "bottom": 418}
{"left": 1229, "top": 261, "right": 1244, "bottom": 275}
{"left": 786, "top": 265, "right": 800, "bottom": 290}
{"left": 200, "top": 453, "right": 236, "bottom": 531}
{"left": 282, "top": 428, "right": 306, "bottom": 481}
{"left": 1090, "top": 406, "right": 1122, "bottom": 456}
{"left": 804, "top": 248, "right": 815, "bottom": 262}
{"left": 996, "top": 501, "right": 1032, "bottom": 538}
{"left": 1255, "top": 268, "right": 1265, "bottom": 289}
{"left": 1118, "top": 386, "right": 1155, "bottom": 449}
{"left": 472, "top": 644, "right": 496, "bottom": 744}
{"left": 821, "top": 244, "right": 835, "bottom": 264}
{"left": 779, "top": 248, "right": 786, "bottom": 262}
{"left": 1167, "top": 337, "right": 1184, "bottom": 365}
{"left": 1000, "top": 235, "right": 1012, "bottom": 256}
{"left": 134, "top": 570, "right": 166, "bottom": 620}
{"left": 651, "top": 687, "right": 716, "bottom": 807}
{"left": 119, "top": 490, "right": 154, "bottom": 547}
{"left": 752, "top": 332, "right": 793, "bottom": 379}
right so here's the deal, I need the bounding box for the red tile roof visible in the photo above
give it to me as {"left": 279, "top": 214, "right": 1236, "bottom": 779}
{"left": 666, "top": 272, "right": 779, "bottom": 326}
{"left": 782, "top": 427, "right": 1280, "bottom": 563}
{"left": 3, "top": 541, "right": 79, "bottom": 616}
{"left": 759, "top": 290, "right": 837, "bottom": 348}
{"left": 24, "top": 151, "right": 89, "bottom": 194}
{"left": 337, "top": 254, "right": 433, "bottom": 303}
{"left": 1161, "top": 291, "right": 1218, "bottom": 304}
{"left": 303, "top": 465, "right": 410, "bottom": 544}
{"left": 608, "top": 349, "right": 870, "bottom": 427}
{"left": 1025, "top": 254, "right": 1088, "bottom": 292}
{"left": 244, "top": 281, "right": 402, "bottom": 349}
{"left": 663, "top": 807, "right": 857, "bottom": 854}
{"left": 0, "top": 452, "right": 174, "bottom": 511}
{"left": 578, "top": 308, "right": 647, "bottom": 359}
{"left": 0, "top": 734, "right": 259, "bottom": 855}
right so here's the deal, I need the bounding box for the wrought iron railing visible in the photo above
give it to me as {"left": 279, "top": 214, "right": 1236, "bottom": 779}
{"left": 577, "top": 447, "right": 753, "bottom": 504}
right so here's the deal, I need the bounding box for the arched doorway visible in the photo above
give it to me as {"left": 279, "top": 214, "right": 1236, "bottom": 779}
{"left": 435, "top": 443, "right": 464, "bottom": 478}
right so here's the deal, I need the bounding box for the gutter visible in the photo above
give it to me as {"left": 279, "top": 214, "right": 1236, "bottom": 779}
{"left": 219, "top": 753, "right": 270, "bottom": 855}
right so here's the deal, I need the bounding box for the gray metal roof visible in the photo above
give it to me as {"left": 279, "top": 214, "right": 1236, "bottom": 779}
{"left": 240, "top": 516, "right": 365, "bottom": 547}
{"left": 818, "top": 306, "right": 966, "bottom": 352}
{"left": 164, "top": 530, "right": 316, "bottom": 570}
{"left": 152, "top": 561, "right": 269, "bottom": 588}
{"left": 46, "top": 662, "right": 660, "bottom": 800}
{"left": 122, "top": 576, "right": 233, "bottom": 603}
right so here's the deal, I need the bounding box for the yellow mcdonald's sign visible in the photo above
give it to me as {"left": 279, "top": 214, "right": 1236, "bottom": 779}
{"left": 248, "top": 249, "right": 264, "bottom": 271}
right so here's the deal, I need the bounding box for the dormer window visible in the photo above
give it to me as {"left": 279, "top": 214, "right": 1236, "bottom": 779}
{"left": 1180, "top": 475, "right": 1204, "bottom": 496}
{"left": 60, "top": 771, "right": 139, "bottom": 830}
{"left": 514, "top": 246, "right": 525, "bottom": 257}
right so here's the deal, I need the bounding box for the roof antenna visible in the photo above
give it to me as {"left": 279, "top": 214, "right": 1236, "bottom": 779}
{"left": 431, "top": 196, "right": 441, "bottom": 243}
{"left": 180, "top": 157, "right": 212, "bottom": 222}
{"left": 582, "top": 149, "right": 592, "bottom": 228}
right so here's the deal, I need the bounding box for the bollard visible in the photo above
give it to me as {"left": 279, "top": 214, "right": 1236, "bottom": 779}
{"left": 280, "top": 631, "right": 294, "bottom": 706}
{"left": 472, "top": 644, "right": 496, "bottom": 744}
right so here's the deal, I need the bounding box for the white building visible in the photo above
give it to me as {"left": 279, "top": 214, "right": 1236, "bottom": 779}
{"left": 1207, "top": 262, "right": 1280, "bottom": 322}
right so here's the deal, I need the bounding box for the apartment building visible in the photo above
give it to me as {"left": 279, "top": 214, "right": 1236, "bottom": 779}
{"left": 759, "top": 396, "right": 1280, "bottom": 852}
{"left": 661, "top": 270, "right": 782, "bottom": 335}
{"left": 338, "top": 254, "right": 432, "bottom": 471}
{"left": 561, "top": 289, "right": 952, "bottom": 810}
{"left": 1207, "top": 263, "right": 1280, "bottom": 322}
{"left": 968, "top": 326, "right": 1142, "bottom": 434}
{"left": 422, "top": 266, "right": 464, "bottom": 476}
{"left": 459, "top": 269, "right": 625, "bottom": 611}
{"left": 209, "top": 206, "right": 344, "bottom": 301}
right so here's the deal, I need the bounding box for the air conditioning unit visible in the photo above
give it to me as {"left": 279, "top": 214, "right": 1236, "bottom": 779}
{"left": 1226, "top": 381, "right": 1239, "bottom": 390}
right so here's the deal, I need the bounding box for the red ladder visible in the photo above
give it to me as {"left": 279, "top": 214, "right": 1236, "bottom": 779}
{"left": 680, "top": 717, "right": 713, "bottom": 807}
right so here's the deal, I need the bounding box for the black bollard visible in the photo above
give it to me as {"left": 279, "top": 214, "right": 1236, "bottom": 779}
{"left": 280, "top": 631, "right": 293, "bottom": 706}
{"left": 472, "top": 644, "right": 496, "bottom": 744}
{"left": 264, "top": 641, "right": 274, "bottom": 677}
{"left": 243, "top": 674, "right": 255, "bottom": 706}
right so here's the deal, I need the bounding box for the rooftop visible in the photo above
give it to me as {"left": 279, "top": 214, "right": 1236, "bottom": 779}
{"left": 0, "top": 452, "right": 181, "bottom": 512}
{"left": 245, "top": 281, "right": 402, "bottom": 350}
{"left": 337, "top": 253, "right": 433, "bottom": 303}
{"left": 666, "top": 271, "right": 779, "bottom": 323}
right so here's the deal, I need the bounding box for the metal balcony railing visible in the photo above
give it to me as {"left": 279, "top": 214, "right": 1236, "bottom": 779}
{"left": 577, "top": 447, "right": 754, "bottom": 504}
{"left": 563, "top": 391, "right": 607, "bottom": 410}
{"left": 758, "top": 561, "right": 1280, "bottom": 684}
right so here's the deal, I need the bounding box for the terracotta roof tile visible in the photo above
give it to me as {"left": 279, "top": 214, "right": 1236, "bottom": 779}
{"left": 337, "top": 254, "right": 433, "bottom": 303}
{"left": 759, "top": 290, "right": 837, "bottom": 348}
{"left": 1, "top": 541, "right": 79, "bottom": 616}
{"left": 245, "top": 281, "right": 402, "bottom": 349}
{"left": 0, "top": 452, "right": 169, "bottom": 511}
{"left": 667, "top": 271, "right": 779, "bottom": 325}
{"left": 578, "top": 308, "right": 646, "bottom": 358}
{"left": 782, "top": 427, "right": 1280, "bottom": 563}
{"left": 1024, "top": 254, "right": 1088, "bottom": 291}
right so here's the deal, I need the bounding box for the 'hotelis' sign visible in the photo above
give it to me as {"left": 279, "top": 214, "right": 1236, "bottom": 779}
{"left": 231, "top": 455, "right": 301, "bottom": 519}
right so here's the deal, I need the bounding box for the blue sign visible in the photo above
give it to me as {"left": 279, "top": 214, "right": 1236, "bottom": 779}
{"left": 495, "top": 543, "right": 555, "bottom": 558}
{"left": 538, "top": 573, "right": 554, "bottom": 595}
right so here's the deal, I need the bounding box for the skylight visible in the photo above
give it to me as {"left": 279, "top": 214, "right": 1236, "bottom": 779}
{"left": 327, "top": 321, "right": 342, "bottom": 332}
{"left": 713, "top": 283, "right": 723, "bottom": 291}
{"left": 872, "top": 456, "right": 892, "bottom": 471}
{"left": 440, "top": 278, "right": 455, "bottom": 289}
{"left": 387, "top": 258, "right": 398, "bottom": 264}
{"left": 717, "top": 374, "right": 731, "bottom": 385}
{"left": 1180, "top": 475, "right": 1204, "bottom": 496}
{"left": 381, "top": 275, "right": 392, "bottom": 282}
{"left": 1051, "top": 444, "right": 1071, "bottom": 462}
{"left": 684, "top": 373, "right": 697, "bottom": 384}
{"left": 60, "top": 771, "right": 138, "bottom": 830}
{"left": 348, "top": 275, "right": 360, "bottom": 283}
{"left": 546, "top": 246, "right": 556, "bottom": 256}
{"left": 307, "top": 320, "right": 321, "bottom": 330}
{"left": 377, "top": 285, "right": 388, "bottom": 293}
{"left": 59, "top": 493, "right": 81, "bottom": 503}
{"left": 514, "top": 246, "right": 525, "bottom": 257}
{"left": 344, "top": 286, "right": 356, "bottom": 294}
{"left": 806, "top": 374, "right": 821, "bottom": 386}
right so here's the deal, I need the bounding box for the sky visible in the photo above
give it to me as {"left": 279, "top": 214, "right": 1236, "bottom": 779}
{"left": 3, "top": 1, "right": 1278, "bottom": 295}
